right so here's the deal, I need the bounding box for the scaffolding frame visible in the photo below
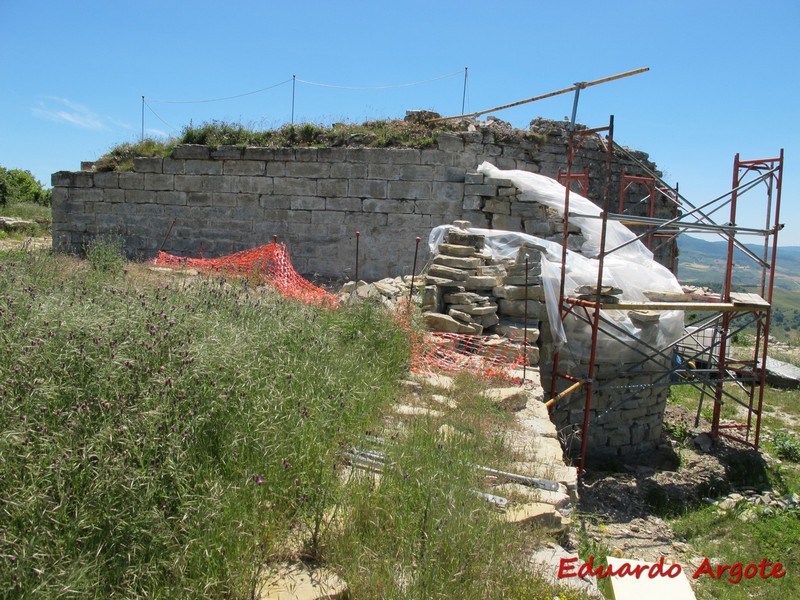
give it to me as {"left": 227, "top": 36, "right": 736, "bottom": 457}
{"left": 547, "top": 116, "right": 784, "bottom": 471}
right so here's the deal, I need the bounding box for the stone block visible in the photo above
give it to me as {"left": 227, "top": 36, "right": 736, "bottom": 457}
{"left": 293, "top": 148, "right": 319, "bottom": 161}
{"left": 432, "top": 254, "right": 482, "bottom": 269}
{"left": 385, "top": 148, "right": 421, "bottom": 164}
{"left": 133, "top": 157, "right": 162, "bottom": 173}
{"left": 465, "top": 183, "right": 499, "bottom": 197}
{"left": 155, "top": 191, "right": 187, "bottom": 206}
{"left": 259, "top": 195, "right": 291, "bottom": 209}
{"left": 420, "top": 149, "right": 451, "bottom": 166}
{"left": 291, "top": 196, "right": 326, "bottom": 210}
{"left": 315, "top": 148, "right": 347, "bottom": 162}
{"left": 433, "top": 181, "right": 464, "bottom": 203}
{"left": 464, "top": 275, "right": 499, "bottom": 290}
{"left": 238, "top": 176, "right": 273, "bottom": 194}
{"left": 93, "top": 171, "right": 119, "bottom": 188}
{"left": 326, "top": 197, "right": 362, "bottom": 211}
{"left": 117, "top": 172, "right": 144, "bottom": 190}
{"left": 144, "top": 173, "right": 174, "bottom": 191}
{"left": 274, "top": 177, "right": 317, "bottom": 196}
{"left": 428, "top": 264, "right": 470, "bottom": 281}
{"left": 484, "top": 199, "right": 511, "bottom": 215}
{"left": 223, "top": 160, "right": 265, "bottom": 176}
{"left": 266, "top": 162, "right": 286, "bottom": 176}
{"left": 349, "top": 179, "right": 388, "bottom": 198}
{"left": 387, "top": 213, "right": 431, "bottom": 228}
{"left": 436, "top": 132, "right": 464, "bottom": 152}
{"left": 499, "top": 299, "right": 545, "bottom": 319}
{"left": 389, "top": 181, "right": 431, "bottom": 200}
{"left": 125, "top": 190, "right": 155, "bottom": 204}
{"left": 175, "top": 175, "right": 236, "bottom": 193}
{"left": 462, "top": 195, "right": 483, "bottom": 211}
{"left": 415, "top": 199, "right": 457, "bottom": 215}
{"left": 172, "top": 144, "right": 210, "bottom": 160}
{"left": 464, "top": 172, "right": 485, "bottom": 184}
{"left": 438, "top": 243, "right": 476, "bottom": 257}
{"left": 186, "top": 192, "right": 213, "bottom": 206}
{"left": 330, "top": 162, "right": 368, "bottom": 178}
{"left": 242, "top": 147, "right": 274, "bottom": 161}
{"left": 162, "top": 159, "right": 185, "bottom": 174}
{"left": 284, "top": 161, "right": 330, "bottom": 178}
{"left": 400, "top": 164, "right": 434, "bottom": 180}
{"left": 362, "top": 198, "right": 414, "bottom": 214}
{"left": 210, "top": 145, "right": 243, "bottom": 159}
{"left": 364, "top": 163, "right": 400, "bottom": 181}
{"left": 185, "top": 160, "right": 222, "bottom": 175}
{"left": 100, "top": 189, "right": 125, "bottom": 203}
{"left": 446, "top": 229, "right": 485, "bottom": 250}
{"left": 316, "top": 178, "right": 348, "bottom": 197}
{"left": 433, "top": 165, "right": 466, "bottom": 182}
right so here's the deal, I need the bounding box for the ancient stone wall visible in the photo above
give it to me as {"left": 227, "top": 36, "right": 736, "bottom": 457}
{"left": 51, "top": 120, "right": 674, "bottom": 280}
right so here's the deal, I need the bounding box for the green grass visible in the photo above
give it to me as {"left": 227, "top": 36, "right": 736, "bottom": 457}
{"left": 0, "top": 249, "right": 584, "bottom": 599}
{"left": 0, "top": 249, "right": 409, "bottom": 597}
{"left": 672, "top": 505, "right": 800, "bottom": 599}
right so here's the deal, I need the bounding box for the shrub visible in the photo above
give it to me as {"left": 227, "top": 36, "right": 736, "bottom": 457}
{"left": 85, "top": 235, "right": 126, "bottom": 274}
{"left": 774, "top": 431, "right": 800, "bottom": 462}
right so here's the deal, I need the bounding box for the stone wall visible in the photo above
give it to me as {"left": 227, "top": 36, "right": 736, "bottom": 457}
{"left": 51, "top": 120, "right": 674, "bottom": 280}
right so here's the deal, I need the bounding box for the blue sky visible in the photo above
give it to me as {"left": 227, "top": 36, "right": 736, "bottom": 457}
{"left": 1, "top": 0, "right": 797, "bottom": 246}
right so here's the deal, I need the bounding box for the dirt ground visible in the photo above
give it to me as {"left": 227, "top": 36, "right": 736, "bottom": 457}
{"left": 564, "top": 404, "right": 771, "bottom": 573}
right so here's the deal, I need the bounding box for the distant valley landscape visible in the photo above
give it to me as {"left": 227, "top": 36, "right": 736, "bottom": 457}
{"left": 677, "top": 236, "right": 800, "bottom": 340}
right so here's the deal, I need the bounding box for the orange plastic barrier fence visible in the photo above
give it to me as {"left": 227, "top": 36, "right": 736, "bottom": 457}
{"left": 154, "top": 242, "right": 338, "bottom": 307}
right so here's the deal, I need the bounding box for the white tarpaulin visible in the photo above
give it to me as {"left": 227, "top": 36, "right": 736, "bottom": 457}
{"left": 429, "top": 163, "right": 684, "bottom": 356}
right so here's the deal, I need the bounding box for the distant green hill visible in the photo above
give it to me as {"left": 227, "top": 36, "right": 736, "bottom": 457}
{"left": 677, "top": 236, "right": 800, "bottom": 341}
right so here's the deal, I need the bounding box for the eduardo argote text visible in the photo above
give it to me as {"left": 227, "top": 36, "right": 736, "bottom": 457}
{"left": 558, "top": 556, "right": 786, "bottom": 584}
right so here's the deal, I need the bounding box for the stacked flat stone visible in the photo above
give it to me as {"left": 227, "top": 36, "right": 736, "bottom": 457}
{"left": 421, "top": 222, "right": 543, "bottom": 365}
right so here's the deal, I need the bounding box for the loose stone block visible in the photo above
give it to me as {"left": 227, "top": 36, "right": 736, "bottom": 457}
{"left": 438, "top": 243, "right": 476, "bottom": 257}
{"left": 428, "top": 264, "right": 471, "bottom": 281}
{"left": 432, "top": 254, "right": 482, "bottom": 270}
{"left": 464, "top": 275, "right": 499, "bottom": 290}
{"left": 446, "top": 229, "right": 485, "bottom": 251}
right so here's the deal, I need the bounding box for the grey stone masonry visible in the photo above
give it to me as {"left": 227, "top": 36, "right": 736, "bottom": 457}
{"left": 52, "top": 119, "right": 670, "bottom": 279}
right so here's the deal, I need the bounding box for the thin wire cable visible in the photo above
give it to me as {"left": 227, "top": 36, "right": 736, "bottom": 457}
{"left": 149, "top": 79, "right": 292, "bottom": 104}
{"left": 295, "top": 70, "right": 462, "bottom": 90}
{"left": 143, "top": 100, "right": 178, "bottom": 132}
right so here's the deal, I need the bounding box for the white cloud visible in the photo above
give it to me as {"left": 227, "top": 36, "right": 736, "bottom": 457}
{"left": 146, "top": 128, "right": 169, "bottom": 138}
{"left": 32, "top": 97, "right": 130, "bottom": 131}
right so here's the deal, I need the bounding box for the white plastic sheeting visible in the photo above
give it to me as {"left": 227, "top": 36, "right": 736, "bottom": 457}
{"left": 428, "top": 163, "right": 684, "bottom": 357}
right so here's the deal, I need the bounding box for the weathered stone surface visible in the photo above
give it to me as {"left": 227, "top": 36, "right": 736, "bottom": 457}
{"left": 448, "top": 303, "right": 498, "bottom": 316}
{"left": 446, "top": 229, "right": 485, "bottom": 251}
{"left": 432, "top": 254, "right": 482, "bottom": 270}
{"left": 438, "top": 243, "right": 477, "bottom": 257}
{"left": 503, "top": 502, "right": 568, "bottom": 530}
{"left": 498, "top": 299, "right": 544, "bottom": 318}
{"left": 423, "top": 312, "right": 476, "bottom": 334}
{"left": 464, "top": 275, "right": 499, "bottom": 290}
{"left": 258, "top": 562, "right": 348, "bottom": 599}
{"left": 428, "top": 264, "right": 471, "bottom": 281}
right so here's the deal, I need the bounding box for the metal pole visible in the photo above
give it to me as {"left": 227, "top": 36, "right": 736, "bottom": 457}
{"left": 291, "top": 75, "right": 296, "bottom": 125}
{"left": 430, "top": 67, "right": 649, "bottom": 123}
{"left": 461, "top": 66, "right": 468, "bottom": 115}
{"left": 141, "top": 96, "right": 145, "bottom": 142}
{"left": 523, "top": 256, "right": 529, "bottom": 382}
{"left": 569, "top": 84, "right": 584, "bottom": 131}
{"left": 409, "top": 236, "right": 421, "bottom": 308}
{"left": 354, "top": 230, "right": 360, "bottom": 281}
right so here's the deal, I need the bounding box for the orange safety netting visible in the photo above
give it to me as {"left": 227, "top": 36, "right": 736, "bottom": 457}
{"left": 154, "top": 242, "right": 338, "bottom": 308}
{"left": 393, "top": 304, "right": 528, "bottom": 383}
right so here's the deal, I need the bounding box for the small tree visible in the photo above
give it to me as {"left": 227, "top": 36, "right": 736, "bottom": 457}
{"left": 0, "top": 167, "right": 51, "bottom": 207}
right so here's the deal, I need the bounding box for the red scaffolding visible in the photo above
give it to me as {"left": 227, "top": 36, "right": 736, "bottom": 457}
{"left": 547, "top": 117, "right": 784, "bottom": 471}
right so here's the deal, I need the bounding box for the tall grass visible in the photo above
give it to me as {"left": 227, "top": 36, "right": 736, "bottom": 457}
{"left": 0, "top": 250, "right": 408, "bottom": 597}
